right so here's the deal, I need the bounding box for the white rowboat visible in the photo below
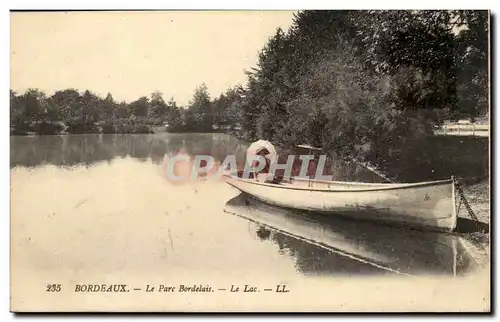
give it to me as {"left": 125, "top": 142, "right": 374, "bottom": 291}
{"left": 223, "top": 174, "right": 458, "bottom": 232}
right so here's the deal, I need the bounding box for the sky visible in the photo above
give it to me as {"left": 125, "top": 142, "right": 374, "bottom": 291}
{"left": 10, "top": 11, "right": 296, "bottom": 105}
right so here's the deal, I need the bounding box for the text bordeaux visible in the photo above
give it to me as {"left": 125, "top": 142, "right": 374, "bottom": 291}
{"left": 75, "top": 284, "right": 129, "bottom": 292}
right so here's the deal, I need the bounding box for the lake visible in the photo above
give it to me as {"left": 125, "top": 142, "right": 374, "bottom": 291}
{"left": 11, "top": 133, "right": 476, "bottom": 284}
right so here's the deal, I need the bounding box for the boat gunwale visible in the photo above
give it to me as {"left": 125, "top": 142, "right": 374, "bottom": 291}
{"left": 223, "top": 174, "right": 454, "bottom": 192}
{"left": 291, "top": 177, "right": 399, "bottom": 186}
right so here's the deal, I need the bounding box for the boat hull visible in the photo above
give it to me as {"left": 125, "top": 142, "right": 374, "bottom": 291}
{"left": 223, "top": 175, "right": 457, "bottom": 232}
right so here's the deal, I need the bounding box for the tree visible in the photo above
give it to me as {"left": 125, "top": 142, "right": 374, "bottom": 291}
{"left": 81, "top": 90, "right": 101, "bottom": 123}
{"left": 166, "top": 97, "right": 183, "bottom": 131}
{"left": 130, "top": 96, "right": 150, "bottom": 118}
{"left": 353, "top": 10, "right": 458, "bottom": 114}
{"left": 283, "top": 41, "right": 433, "bottom": 165}
{"left": 44, "top": 99, "right": 61, "bottom": 122}
{"left": 454, "top": 10, "right": 489, "bottom": 120}
{"left": 10, "top": 90, "right": 22, "bottom": 125}
{"left": 187, "top": 84, "right": 212, "bottom": 131}
{"left": 18, "top": 88, "right": 47, "bottom": 121}
{"left": 232, "top": 10, "right": 464, "bottom": 163}
{"left": 223, "top": 86, "right": 244, "bottom": 128}
{"left": 49, "top": 88, "right": 82, "bottom": 120}
{"left": 102, "top": 92, "right": 117, "bottom": 120}
{"left": 150, "top": 91, "right": 169, "bottom": 122}
{"left": 287, "top": 11, "right": 359, "bottom": 81}
{"left": 211, "top": 94, "right": 228, "bottom": 126}
{"left": 116, "top": 101, "right": 132, "bottom": 119}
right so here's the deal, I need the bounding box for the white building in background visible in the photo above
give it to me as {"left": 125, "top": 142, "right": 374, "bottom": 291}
{"left": 436, "top": 119, "right": 489, "bottom": 137}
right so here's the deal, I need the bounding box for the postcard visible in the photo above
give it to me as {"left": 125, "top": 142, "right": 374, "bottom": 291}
{"left": 10, "top": 10, "right": 490, "bottom": 312}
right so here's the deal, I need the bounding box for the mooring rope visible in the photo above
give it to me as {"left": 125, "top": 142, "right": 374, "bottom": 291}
{"left": 454, "top": 180, "right": 482, "bottom": 230}
{"left": 351, "top": 159, "right": 395, "bottom": 183}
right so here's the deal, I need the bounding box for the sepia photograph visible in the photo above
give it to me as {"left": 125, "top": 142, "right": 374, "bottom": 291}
{"left": 9, "top": 9, "right": 490, "bottom": 312}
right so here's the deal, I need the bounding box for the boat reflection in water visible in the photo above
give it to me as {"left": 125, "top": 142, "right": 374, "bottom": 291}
{"left": 224, "top": 193, "right": 477, "bottom": 277}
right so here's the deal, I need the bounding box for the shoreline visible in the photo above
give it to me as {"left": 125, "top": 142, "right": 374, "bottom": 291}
{"left": 458, "top": 180, "right": 490, "bottom": 269}
{"left": 10, "top": 129, "right": 231, "bottom": 136}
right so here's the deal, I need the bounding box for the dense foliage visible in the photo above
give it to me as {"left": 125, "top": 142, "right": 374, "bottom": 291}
{"left": 232, "top": 10, "right": 489, "bottom": 165}
{"left": 11, "top": 10, "right": 488, "bottom": 166}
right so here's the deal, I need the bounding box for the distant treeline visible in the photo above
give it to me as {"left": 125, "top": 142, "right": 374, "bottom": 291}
{"left": 10, "top": 84, "right": 240, "bottom": 135}
{"left": 11, "top": 10, "right": 488, "bottom": 169}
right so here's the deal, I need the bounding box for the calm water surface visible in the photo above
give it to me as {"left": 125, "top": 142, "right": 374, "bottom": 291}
{"left": 11, "top": 133, "right": 475, "bottom": 279}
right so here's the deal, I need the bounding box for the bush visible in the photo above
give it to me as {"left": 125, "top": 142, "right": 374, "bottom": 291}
{"left": 37, "top": 121, "right": 66, "bottom": 135}
{"left": 101, "top": 123, "right": 117, "bottom": 134}
{"left": 66, "top": 120, "right": 99, "bottom": 134}
{"left": 133, "top": 125, "right": 153, "bottom": 133}
{"left": 10, "top": 121, "right": 35, "bottom": 135}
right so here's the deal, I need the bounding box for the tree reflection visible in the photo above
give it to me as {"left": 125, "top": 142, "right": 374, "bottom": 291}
{"left": 10, "top": 133, "right": 249, "bottom": 169}
{"left": 11, "top": 133, "right": 383, "bottom": 183}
